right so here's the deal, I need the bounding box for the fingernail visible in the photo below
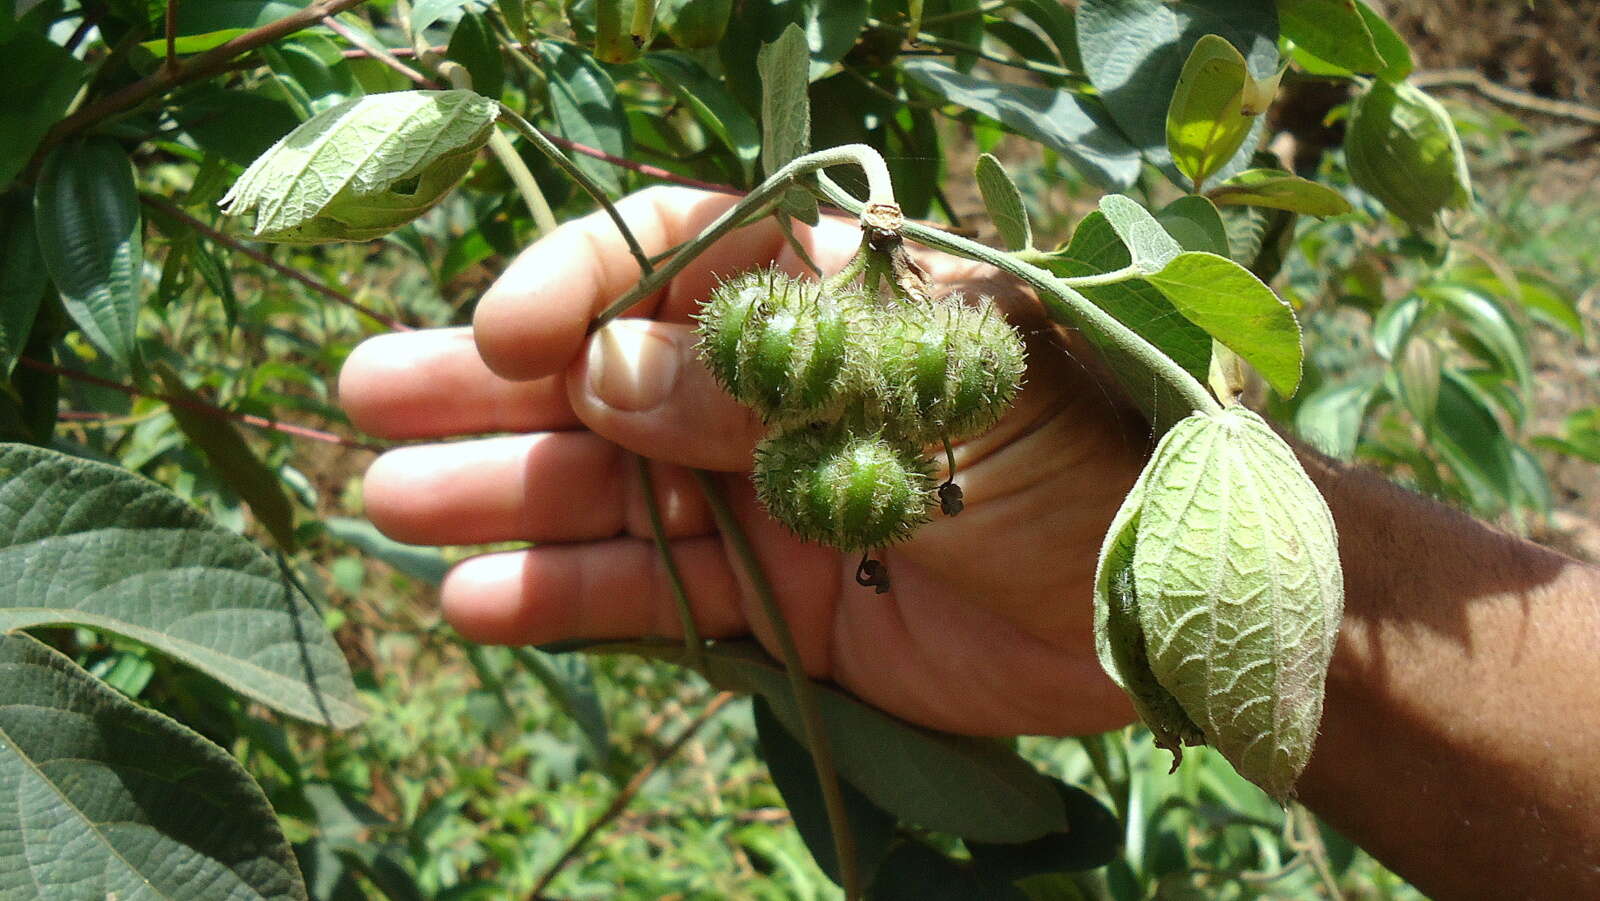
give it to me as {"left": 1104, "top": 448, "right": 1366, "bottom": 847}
{"left": 587, "top": 320, "right": 681, "bottom": 412}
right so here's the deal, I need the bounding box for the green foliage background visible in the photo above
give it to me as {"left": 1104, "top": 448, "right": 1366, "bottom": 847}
{"left": 0, "top": 0, "right": 1595, "bottom": 897}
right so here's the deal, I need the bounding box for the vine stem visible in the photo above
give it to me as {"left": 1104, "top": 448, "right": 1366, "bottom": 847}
{"left": 635, "top": 456, "right": 704, "bottom": 666}
{"left": 692, "top": 472, "right": 862, "bottom": 900}
{"left": 140, "top": 195, "right": 412, "bottom": 333}
{"left": 529, "top": 690, "right": 737, "bottom": 898}
{"left": 496, "top": 104, "right": 654, "bottom": 276}
{"left": 812, "top": 173, "right": 1222, "bottom": 416}
{"left": 587, "top": 144, "right": 896, "bottom": 332}
{"left": 20, "top": 356, "right": 385, "bottom": 451}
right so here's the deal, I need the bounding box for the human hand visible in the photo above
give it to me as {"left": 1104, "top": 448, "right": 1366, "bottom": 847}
{"left": 340, "top": 187, "right": 1149, "bottom": 736}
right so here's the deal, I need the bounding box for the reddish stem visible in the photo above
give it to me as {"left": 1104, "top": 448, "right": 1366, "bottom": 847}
{"left": 322, "top": 15, "right": 441, "bottom": 89}
{"left": 22, "top": 356, "right": 386, "bottom": 452}
{"left": 142, "top": 195, "right": 413, "bottom": 333}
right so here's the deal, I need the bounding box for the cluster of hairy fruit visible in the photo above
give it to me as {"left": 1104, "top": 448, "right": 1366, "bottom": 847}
{"left": 695, "top": 267, "right": 1027, "bottom": 562}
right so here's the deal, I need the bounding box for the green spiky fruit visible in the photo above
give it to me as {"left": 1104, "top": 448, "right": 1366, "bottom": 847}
{"left": 866, "top": 294, "right": 1027, "bottom": 445}
{"left": 753, "top": 425, "right": 936, "bottom": 551}
{"left": 695, "top": 269, "right": 869, "bottom": 425}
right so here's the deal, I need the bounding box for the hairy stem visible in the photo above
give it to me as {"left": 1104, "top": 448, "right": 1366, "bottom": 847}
{"left": 692, "top": 472, "right": 862, "bottom": 899}
{"left": 635, "top": 456, "right": 703, "bottom": 665}
{"left": 813, "top": 174, "right": 1222, "bottom": 416}
{"left": 588, "top": 144, "right": 897, "bottom": 331}
{"left": 497, "top": 105, "right": 654, "bottom": 276}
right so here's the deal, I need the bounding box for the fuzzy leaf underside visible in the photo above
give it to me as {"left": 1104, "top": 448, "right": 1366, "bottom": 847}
{"left": 220, "top": 90, "right": 498, "bottom": 240}
{"left": 1131, "top": 408, "right": 1342, "bottom": 799}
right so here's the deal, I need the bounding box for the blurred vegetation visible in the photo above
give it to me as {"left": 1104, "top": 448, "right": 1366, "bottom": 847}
{"left": 4, "top": 0, "right": 1598, "bottom": 898}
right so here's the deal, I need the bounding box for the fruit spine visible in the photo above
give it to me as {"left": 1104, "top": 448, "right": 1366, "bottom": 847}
{"left": 695, "top": 266, "right": 1026, "bottom": 565}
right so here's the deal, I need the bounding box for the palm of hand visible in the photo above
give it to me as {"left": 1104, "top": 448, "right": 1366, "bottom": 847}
{"left": 341, "top": 188, "right": 1142, "bottom": 737}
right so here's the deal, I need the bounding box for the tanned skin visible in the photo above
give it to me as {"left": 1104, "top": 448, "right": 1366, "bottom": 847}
{"left": 340, "top": 188, "right": 1600, "bottom": 899}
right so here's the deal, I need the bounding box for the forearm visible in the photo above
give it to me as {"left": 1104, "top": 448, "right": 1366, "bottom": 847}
{"left": 1296, "top": 454, "right": 1600, "bottom": 898}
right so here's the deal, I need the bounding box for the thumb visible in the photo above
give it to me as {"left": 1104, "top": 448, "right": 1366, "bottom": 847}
{"left": 567, "top": 318, "right": 766, "bottom": 472}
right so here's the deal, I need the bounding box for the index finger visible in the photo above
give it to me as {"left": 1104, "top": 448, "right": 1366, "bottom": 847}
{"left": 472, "top": 185, "right": 861, "bottom": 381}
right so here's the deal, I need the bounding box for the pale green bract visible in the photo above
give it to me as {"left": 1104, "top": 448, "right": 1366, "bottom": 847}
{"left": 1345, "top": 79, "right": 1472, "bottom": 231}
{"left": 1094, "top": 406, "right": 1343, "bottom": 800}
{"left": 220, "top": 89, "right": 499, "bottom": 244}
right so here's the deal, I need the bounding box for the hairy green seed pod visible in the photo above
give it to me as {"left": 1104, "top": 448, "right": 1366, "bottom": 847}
{"left": 866, "top": 294, "right": 1027, "bottom": 445}
{"left": 753, "top": 425, "right": 936, "bottom": 551}
{"left": 1093, "top": 406, "right": 1343, "bottom": 800}
{"left": 695, "top": 270, "right": 870, "bottom": 425}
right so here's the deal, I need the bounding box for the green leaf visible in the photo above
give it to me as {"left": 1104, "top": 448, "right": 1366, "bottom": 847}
{"left": 869, "top": 840, "right": 983, "bottom": 899}
{"left": 1289, "top": 0, "right": 1410, "bottom": 81}
{"left": 34, "top": 138, "right": 143, "bottom": 373}
{"left": 1156, "top": 195, "right": 1230, "bottom": 256}
{"left": 1131, "top": 407, "right": 1343, "bottom": 799}
{"left": 411, "top": 0, "right": 476, "bottom": 34}
{"left": 1145, "top": 251, "right": 1303, "bottom": 396}
{"left": 501, "top": 0, "right": 532, "bottom": 45}
{"left": 757, "top": 23, "right": 818, "bottom": 224}
{"left": 1434, "top": 369, "right": 1515, "bottom": 512}
{"left": 512, "top": 646, "right": 612, "bottom": 770}
{"left": 1043, "top": 211, "right": 1212, "bottom": 428}
{"left": 323, "top": 516, "right": 451, "bottom": 585}
{"left": 1098, "top": 194, "right": 1181, "bottom": 273}
{"left": 0, "top": 193, "right": 47, "bottom": 376}
{"left": 902, "top": 59, "right": 1140, "bottom": 190}
{"left": 447, "top": 10, "right": 505, "bottom": 100}
{"left": 540, "top": 40, "right": 631, "bottom": 196}
{"left": 221, "top": 89, "right": 499, "bottom": 243}
{"left": 1166, "top": 34, "right": 1259, "bottom": 190}
{"left": 176, "top": 87, "right": 302, "bottom": 168}
{"left": 1372, "top": 294, "right": 1425, "bottom": 361}
{"left": 153, "top": 363, "right": 298, "bottom": 551}
{"left": 175, "top": 1, "right": 306, "bottom": 32}
{"left": 985, "top": 20, "right": 1063, "bottom": 82}
{"left": 1275, "top": 0, "right": 1383, "bottom": 73}
{"left": 1008, "top": 0, "right": 1083, "bottom": 73}
{"left": 1510, "top": 445, "right": 1552, "bottom": 518}
{"left": 1208, "top": 167, "right": 1354, "bottom": 217}
{"left": 1428, "top": 283, "right": 1531, "bottom": 390}
{"left": 966, "top": 780, "right": 1122, "bottom": 877}
{"left": 1513, "top": 271, "right": 1585, "bottom": 339}
{"left": 975, "top": 153, "right": 1032, "bottom": 250}
{"left": 1077, "top": 0, "right": 1278, "bottom": 176}
{"left": 0, "top": 443, "right": 364, "bottom": 727}
{"left": 0, "top": 28, "right": 87, "bottom": 188}
{"left": 657, "top": 0, "right": 732, "bottom": 48}
{"left": 643, "top": 51, "right": 761, "bottom": 183}
{"left": 1535, "top": 409, "right": 1600, "bottom": 465}
{"left": 261, "top": 34, "right": 364, "bottom": 116}
{"left": 137, "top": 28, "right": 252, "bottom": 56}
{"left": 1292, "top": 374, "right": 1380, "bottom": 460}
{"left": 1345, "top": 79, "right": 1471, "bottom": 231}
{"left": 753, "top": 695, "right": 896, "bottom": 886}
{"left": 592, "top": 639, "right": 1068, "bottom": 842}
{"left": 0, "top": 632, "right": 310, "bottom": 901}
